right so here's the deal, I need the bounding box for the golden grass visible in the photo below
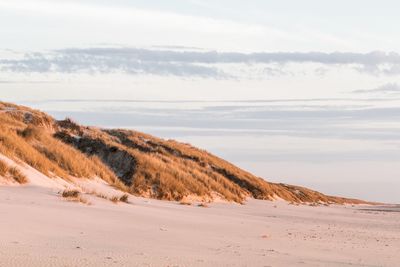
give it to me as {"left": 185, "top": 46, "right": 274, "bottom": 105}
{"left": 0, "top": 127, "right": 66, "bottom": 177}
{"left": 125, "top": 146, "right": 244, "bottom": 202}
{"left": 0, "top": 159, "right": 8, "bottom": 176}
{"left": 105, "top": 129, "right": 369, "bottom": 204}
{"left": 0, "top": 159, "right": 27, "bottom": 183}
{"left": 22, "top": 126, "right": 112, "bottom": 179}
{"left": 0, "top": 110, "right": 127, "bottom": 191}
{"left": 105, "top": 130, "right": 256, "bottom": 202}
{"left": 53, "top": 124, "right": 252, "bottom": 202}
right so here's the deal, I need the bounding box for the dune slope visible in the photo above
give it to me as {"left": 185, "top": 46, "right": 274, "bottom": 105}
{"left": 0, "top": 101, "right": 367, "bottom": 204}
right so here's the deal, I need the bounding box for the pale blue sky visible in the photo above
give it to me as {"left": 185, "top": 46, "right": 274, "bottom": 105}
{"left": 0, "top": 1, "right": 400, "bottom": 202}
{"left": 1, "top": 0, "right": 400, "bottom": 52}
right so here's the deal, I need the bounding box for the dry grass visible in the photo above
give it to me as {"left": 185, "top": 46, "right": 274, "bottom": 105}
{"left": 0, "top": 108, "right": 127, "bottom": 192}
{"left": 126, "top": 147, "right": 244, "bottom": 202}
{"left": 0, "top": 159, "right": 9, "bottom": 176}
{"left": 107, "top": 195, "right": 130, "bottom": 204}
{"left": 21, "top": 126, "right": 122, "bottom": 183}
{"left": 119, "top": 194, "right": 129, "bottom": 203}
{"left": 62, "top": 189, "right": 80, "bottom": 198}
{"left": 9, "top": 167, "right": 28, "bottom": 184}
{"left": 90, "top": 190, "right": 130, "bottom": 204}
{"left": 102, "top": 129, "right": 369, "bottom": 204}
{"left": 0, "top": 127, "right": 66, "bottom": 177}
{"left": 0, "top": 159, "right": 28, "bottom": 184}
{"left": 61, "top": 189, "right": 89, "bottom": 204}
{"left": 90, "top": 191, "right": 109, "bottom": 200}
{"left": 51, "top": 123, "right": 249, "bottom": 202}
{"left": 106, "top": 130, "right": 255, "bottom": 202}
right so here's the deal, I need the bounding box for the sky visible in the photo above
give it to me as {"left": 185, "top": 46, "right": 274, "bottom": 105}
{"left": 1, "top": 0, "right": 400, "bottom": 203}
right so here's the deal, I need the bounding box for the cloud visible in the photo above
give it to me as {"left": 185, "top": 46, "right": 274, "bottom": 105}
{"left": 2, "top": 47, "right": 400, "bottom": 78}
{"left": 352, "top": 83, "right": 400, "bottom": 95}
{"left": 0, "top": 49, "right": 224, "bottom": 78}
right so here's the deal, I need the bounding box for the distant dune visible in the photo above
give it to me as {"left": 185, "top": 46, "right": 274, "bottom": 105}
{"left": 0, "top": 101, "right": 368, "bottom": 205}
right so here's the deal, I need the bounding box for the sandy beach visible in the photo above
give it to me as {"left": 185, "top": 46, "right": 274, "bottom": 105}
{"left": 1, "top": 185, "right": 399, "bottom": 267}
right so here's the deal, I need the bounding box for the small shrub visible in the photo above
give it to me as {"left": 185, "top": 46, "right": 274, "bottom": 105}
{"left": 198, "top": 203, "right": 209, "bottom": 208}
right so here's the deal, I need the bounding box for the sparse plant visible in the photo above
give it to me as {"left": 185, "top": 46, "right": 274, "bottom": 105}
{"left": 89, "top": 191, "right": 130, "bottom": 204}
{"left": 119, "top": 194, "right": 129, "bottom": 203}
{"left": 94, "top": 192, "right": 109, "bottom": 200}
{"left": 61, "top": 189, "right": 89, "bottom": 204}
{"left": 62, "top": 189, "right": 80, "bottom": 198}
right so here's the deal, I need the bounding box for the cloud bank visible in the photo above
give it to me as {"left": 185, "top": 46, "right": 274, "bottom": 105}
{"left": 2, "top": 47, "right": 400, "bottom": 78}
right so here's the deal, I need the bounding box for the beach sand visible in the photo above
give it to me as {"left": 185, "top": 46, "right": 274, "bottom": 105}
{"left": 0, "top": 185, "right": 399, "bottom": 267}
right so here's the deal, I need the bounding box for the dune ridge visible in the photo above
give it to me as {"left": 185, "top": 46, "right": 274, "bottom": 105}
{"left": 0, "top": 101, "right": 368, "bottom": 204}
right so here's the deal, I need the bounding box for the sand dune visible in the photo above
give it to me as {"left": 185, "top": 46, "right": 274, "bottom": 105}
{"left": 0, "top": 185, "right": 399, "bottom": 267}
{"left": 0, "top": 101, "right": 397, "bottom": 267}
{"left": 0, "top": 101, "right": 368, "bottom": 205}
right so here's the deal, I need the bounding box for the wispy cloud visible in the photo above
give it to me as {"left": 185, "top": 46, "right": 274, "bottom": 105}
{"left": 2, "top": 47, "right": 400, "bottom": 78}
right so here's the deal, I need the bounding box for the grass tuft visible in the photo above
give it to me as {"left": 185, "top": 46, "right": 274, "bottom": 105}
{"left": 119, "top": 194, "right": 129, "bottom": 203}
{"left": 0, "top": 159, "right": 28, "bottom": 184}
{"left": 61, "top": 189, "right": 90, "bottom": 204}
{"left": 0, "top": 159, "right": 9, "bottom": 176}
{"left": 9, "top": 167, "right": 28, "bottom": 184}
{"left": 62, "top": 189, "right": 80, "bottom": 198}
